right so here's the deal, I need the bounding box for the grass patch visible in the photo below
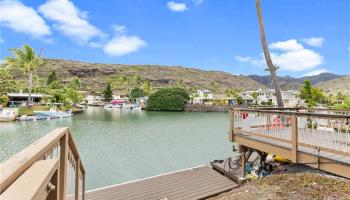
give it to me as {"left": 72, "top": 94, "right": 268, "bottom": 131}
{"left": 18, "top": 106, "right": 50, "bottom": 116}
{"left": 208, "top": 173, "right": 350, "bottom": 200}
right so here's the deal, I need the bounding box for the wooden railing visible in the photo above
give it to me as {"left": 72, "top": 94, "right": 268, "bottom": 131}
{"left": 0, "top": 127, "right": 85, "bottom": 200}
{"left": 230, "top": 108, "right": 350, "bottom": 162}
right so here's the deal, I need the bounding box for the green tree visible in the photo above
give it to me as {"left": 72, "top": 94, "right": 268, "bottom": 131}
{"left": 141, "top": 80, "right": 153, "bottom": 96}
{"left": 0, "top": 68, "right": 16, "bottom": 95}
{"left": 236, "top": 96, "right": 244, "bottom": 105}
{"left": 47, "top": 71, "right": 58, "bottom": 85}
{"left": 4, "top": 45, "right": 43, "bottom": 105}
{"left": 336, "top": 92, "right": 345, "bottom": 101}
{"left": 251, "top": 92, "right": 259, "bottom": 105}
{"left": 224, "top": 88, "right": 241, "bottom": 98}
{"left": 300, "top": 80, "right": 326, "bottom": 107}
{"left": 103, "top": 83, "right": 113, "bottom": 102}
{"left": 336, "top": 96, "right": 350, "bottom": 109}
{"left": 0, "top": 95, "right": 9, "bottom": 106}
{"left": 68, "top": 77, "right": 81, "bottom": 90}
{"left": 64, "top": 87, "right": 82, "bottom": 107}
{"left": 147, "top": 88, "right": 190, "bottom": 111}
{"left": 129, "top": 88, "right": 144, "bottom": 102}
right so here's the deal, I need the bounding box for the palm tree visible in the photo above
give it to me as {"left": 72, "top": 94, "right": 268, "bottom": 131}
{"left": 4, "top": 45, "right": 43, "bottom": 105}
{"left": 256, "top": 0, "right": 284, "bottom": 107}
{"left": 141, "top": 80, "right": 152, "bottom": 96}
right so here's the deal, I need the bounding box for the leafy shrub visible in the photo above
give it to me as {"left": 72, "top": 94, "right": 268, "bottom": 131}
{"left": 146, "top": 88, "right": 190, "bottom": 111}
{"left": 129, "top": 87, "right": 143, "bottom": 102}
{"left": 0, "top": 95, "right": 9, "bottom": 106}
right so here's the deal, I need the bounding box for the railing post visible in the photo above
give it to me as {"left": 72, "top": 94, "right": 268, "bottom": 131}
{"left": 291, "top": 113, "right": 298, "bottom": 163}
{"left": 59, "top": 133, "right": 68, "bottom": 200}
{"left": 229, "top": 110, "right": 235, "bottom": 142}
{"left": 75, "top": 159, "right": 80, "bottom": 200}
{"left": 82, "top": 172, "right": 86, "bottom": 200}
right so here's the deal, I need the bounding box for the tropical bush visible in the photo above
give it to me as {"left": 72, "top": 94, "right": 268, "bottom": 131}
{"left": 0, "top": 95, "right": 9, "bottom": 106}
{"left": 300, "top": 80, "right": 326, "bottom": 107}
{"left": 146, "top": 88, "right": 190, "bottom": 111}
{"left": 129, "top": 87, "right": 143, "bottom": 102}
{"left": 336, "top": 96, "right": 350, "bottom": 109}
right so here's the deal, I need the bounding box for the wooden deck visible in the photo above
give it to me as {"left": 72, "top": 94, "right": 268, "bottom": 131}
{"left": 85, "top": 166, "right": 238, "bottom": 200}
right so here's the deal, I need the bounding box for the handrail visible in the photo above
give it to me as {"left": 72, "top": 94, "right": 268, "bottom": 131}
{"left": 0, "top": 127, "right": 85, "bottom": 200}
{"left": 232, "top": 108, "right": 350, "bottom": 119}
{"left": 230, "top": 109, "right": 350, "bottom": 159}
{"left": 246, "top": 106, "right": 350, "bottom": 112}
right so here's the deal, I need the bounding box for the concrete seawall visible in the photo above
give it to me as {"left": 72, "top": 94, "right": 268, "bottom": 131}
{"left": 184, "top": 104, "right": 230, "bottom": 112}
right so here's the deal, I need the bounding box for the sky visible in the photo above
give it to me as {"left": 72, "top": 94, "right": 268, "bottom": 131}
{"left": 0, "top": 0, "right": 349, "bottom": 77}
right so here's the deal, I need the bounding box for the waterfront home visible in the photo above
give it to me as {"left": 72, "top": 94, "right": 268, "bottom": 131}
{"left": 192, "top": 89, "right": 214, "bottom": 104}
{"left": 7, "top": 92, "right": 47, "bottom": 107}
{"left": 241, "top": 89, "right": 300, "bottom": 107}
{"left": 85, "top": 95, "right": 105, "bottom": 106}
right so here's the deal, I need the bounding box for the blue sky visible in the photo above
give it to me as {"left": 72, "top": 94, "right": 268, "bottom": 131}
{"left": 0, "top": 0, "right": 349, "bottom": 77}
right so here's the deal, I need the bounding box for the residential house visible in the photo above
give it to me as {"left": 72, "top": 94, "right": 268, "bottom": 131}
{"left": 191, "top": 89, "right": 214, "bottom": 104}
{"left": 240, "top": 89, "right": 300, "bottom": 107}
{"left": 7, "top": 92, "right": 47, "bottom": 107}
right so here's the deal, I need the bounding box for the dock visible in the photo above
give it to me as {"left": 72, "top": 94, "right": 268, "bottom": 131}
{"left": 85, "top": 165, "right": 238, "bottom": 200}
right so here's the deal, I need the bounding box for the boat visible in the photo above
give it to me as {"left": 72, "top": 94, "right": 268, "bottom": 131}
{"left": 130, "top": 105, "right": 142, "bottom": 110}
{"left": 0, "top": 108, "right": 18, "bottom": 122}
{"left": 104, "top": 104, "right": 122, "bottom": 109}
{"left": 34, "top": 107, "right": 73, "bottom": 118}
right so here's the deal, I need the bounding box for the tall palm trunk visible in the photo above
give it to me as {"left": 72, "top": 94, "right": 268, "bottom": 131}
{"left": 28, "top": 71, "right": 33, "bottom": 106}
{"left": 256, "top": 0, "right": 284, "bottom": 108}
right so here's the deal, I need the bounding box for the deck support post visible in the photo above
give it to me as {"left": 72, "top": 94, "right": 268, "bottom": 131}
{"left": 59, "top": 133, "right": 68, "bottom": 200}
{"left": 229, "top": 110, "right": 235, "bottom": 142}
{"left": 238, "top": 145, "right": 248, "bottom": 178}
{"left": 291, "top": 113, "right": 298, "bottom": 163}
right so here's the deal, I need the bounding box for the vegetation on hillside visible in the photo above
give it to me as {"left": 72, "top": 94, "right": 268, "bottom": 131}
{"left": 146, "top": 88, "right": 190, "bottom": 111}
{"left": 4, "top": 58, "right": 265, "bottom": 94}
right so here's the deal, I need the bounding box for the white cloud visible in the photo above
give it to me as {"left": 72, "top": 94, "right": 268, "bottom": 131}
{"left": 38, "top": 0, "right": 104, "bottom": 44}
{"left": 0, "top": 0, "right": 50, "bottom": 37}
{"left": 303, "top": 69, "right": 328, "bottom": 77}
{"left": 236, "top": 39, "right": 324, "bottom": 72}
{"left": 103, "top": 25, "right": 146, "bottom": 57}
{"left": 193, "top": 0, "right": 204, "bottom": 5}
{"left": 302, "top": 37, "right": 324, "bottom": 47}
{"left": 234, "top": 55, "right": 264, "bottom": 68}
{"left": 269, "top": 39, "right": 303, "bottom": 51}
{"left": 167, "top": 1, "right": 188, "bottom": 12}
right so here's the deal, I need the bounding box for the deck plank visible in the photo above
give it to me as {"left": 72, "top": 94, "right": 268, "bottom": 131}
{"left": 85, "top": 166, "right": 238, "bottom": 200}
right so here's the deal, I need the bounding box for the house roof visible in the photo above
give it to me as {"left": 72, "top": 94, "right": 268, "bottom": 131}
{"left": 7, "top": 93, "right": 45, "bottom": 98}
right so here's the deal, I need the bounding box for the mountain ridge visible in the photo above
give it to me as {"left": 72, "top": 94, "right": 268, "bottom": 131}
{"left": 6, "top": 58, "right": 348, "bottom": 94}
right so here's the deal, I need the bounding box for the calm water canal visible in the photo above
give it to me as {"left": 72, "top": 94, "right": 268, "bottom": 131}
{"left": 0, "top": 107, "right": 232, "bottom": 190}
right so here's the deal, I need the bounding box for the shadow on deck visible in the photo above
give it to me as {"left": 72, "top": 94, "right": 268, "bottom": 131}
{"left": 85, "top": 166, "right": 238, "bottom": 200}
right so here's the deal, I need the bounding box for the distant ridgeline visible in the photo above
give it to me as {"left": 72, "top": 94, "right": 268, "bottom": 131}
{"left": 6, "top": 58, "right": 349, "bottom": 95}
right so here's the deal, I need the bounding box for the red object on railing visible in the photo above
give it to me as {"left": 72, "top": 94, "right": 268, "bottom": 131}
{"left": 241, "top": 112, "right": 249, "bottom": 119}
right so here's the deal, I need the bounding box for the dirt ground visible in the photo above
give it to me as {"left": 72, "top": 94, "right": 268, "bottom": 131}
{"left": 207, "top": 172, "right": 350, "bottom": 200}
